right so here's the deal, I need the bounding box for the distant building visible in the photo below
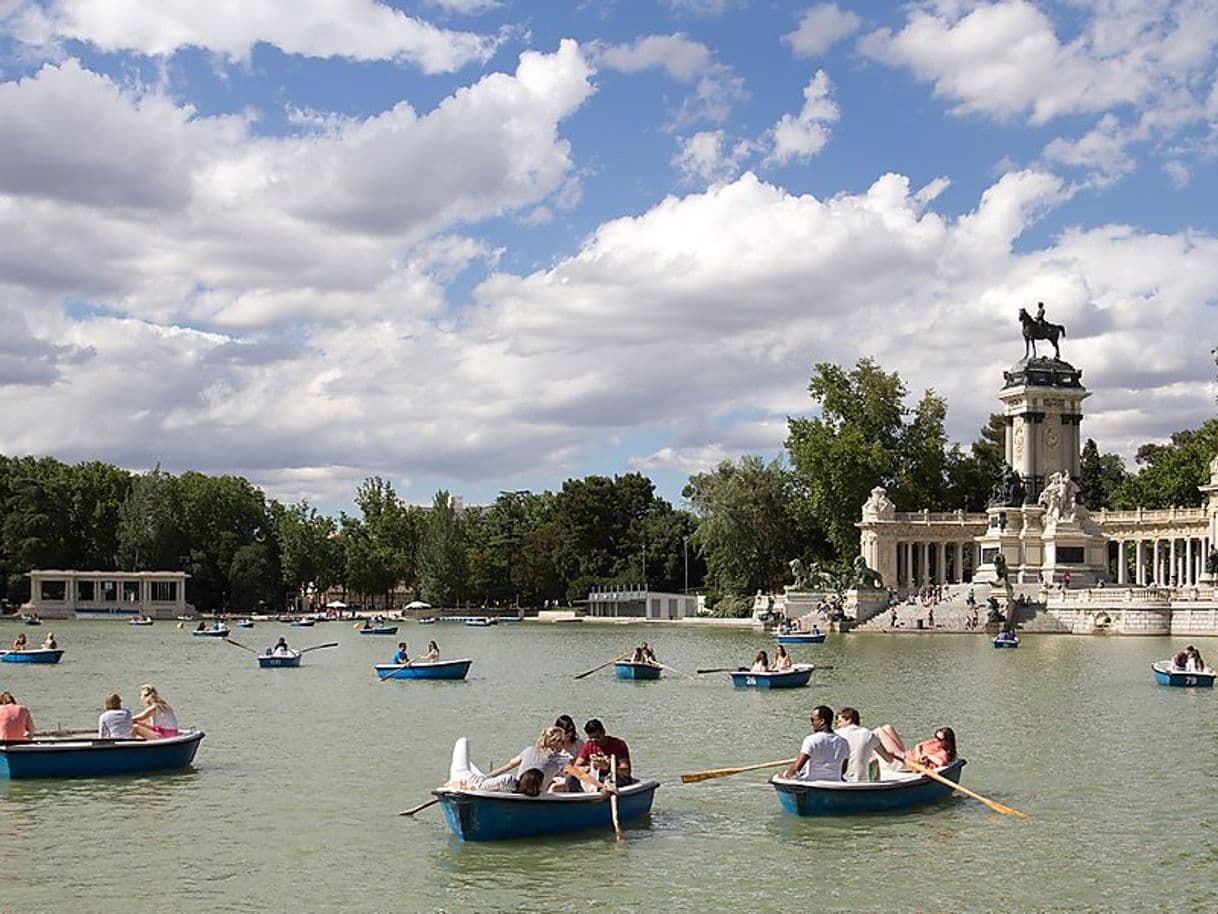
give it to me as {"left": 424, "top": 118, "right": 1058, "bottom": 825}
{"left": 585, "top": 585, "right": 699, "bottom": 620}
{"left": 22, "top": 570, "right": 192, "bottom": 619}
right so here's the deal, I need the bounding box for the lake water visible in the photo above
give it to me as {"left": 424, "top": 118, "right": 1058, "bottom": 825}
{"left": 1, "top": 620, "right": 1215, "bottom": 913}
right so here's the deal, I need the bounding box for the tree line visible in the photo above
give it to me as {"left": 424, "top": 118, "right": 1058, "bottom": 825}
{"left": 3, "top": 359, "right": 1213, "bottom": 614}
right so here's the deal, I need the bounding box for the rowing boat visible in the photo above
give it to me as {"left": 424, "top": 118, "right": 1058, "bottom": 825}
{"left": 728, "top": 664, "right": 813, "bottom": 689}
{"left": 128, "top": 617, "right": 154, "bottom": 626}
{"left": 1151, "top": 661, "right": 1215, "bottom": 687}
{"left": 614, "top": 661, "right": 661, "bottom": 680}
{"left": 191, "top": 627, "right": 230, "bottom": 638}
{"left": 771, "top": 759, "right": 967, "bottom": 816}
{"left": 0, "top": 730, "right": 204, "bottom": 779}
{"left": 375, "top": 658, "right": 473, "bottom": 680}
{"left": 358, "top": 626, "right": 399, "bottom": 635}
{"left": 433, "top": 779, "right": 659, "bottom": 841}
{"left": 992, "top": 635, "right": 1020, "bottom": 649}
{"left": 773, "top": 632, "right": 826, "bottom": 644}
{"left": 0, "top": 649, "right": 64, "bottom": 664}
{"left": 258, "top": 651, "right": 302, "bottom": 668}
{"left": 465, "top": 617, "right": 497, "bottom": 627}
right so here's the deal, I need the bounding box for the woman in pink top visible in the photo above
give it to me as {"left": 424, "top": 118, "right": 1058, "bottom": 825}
{"left": 0, "top": 691, "right": 35, "bottom": 740}
{"left": 130, "top": 684, "right": 179, "bottom": 739}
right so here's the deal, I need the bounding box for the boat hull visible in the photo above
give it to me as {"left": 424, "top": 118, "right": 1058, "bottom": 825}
{"left": 729, "top": 665, "right": 813, "bottom": 689}
{"left": 258, "top": 653, "right": 302, "bottom": 668}
{"left": 435, "top": 779, "right": 658, "bottom": 841}
{"left": 0, "top": 731, "right": 204, "bottom": 779}
{"left": 375, "top": 659, "right": 472, "bottom": 680}
{"left": 992, "top": 638, "right": 1020, "bottom": 649}
{"left": 614, "top": 662, "right": 662, "bottom": 680}
{"left": 358, "top": 627, "right": 399, "bottom": 635}
{"left": 1, "top": 649, "right": 64, "bottom": 664}
{"left": 773, "top": 633, "right": 826, "bottom": 644}
{"left": 191, "top": 629, "right": 230, "bottom": 638}
{"left": 128, "top": 619, "right": 154, "bottom": 626}
{"left": 1152, "top": 662, "right": 1215, "bottom": 687}
{"left": 772, "top": 759, "right": 966, "bottom": 816}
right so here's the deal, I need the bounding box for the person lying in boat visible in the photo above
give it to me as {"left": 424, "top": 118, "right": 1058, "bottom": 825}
{"left": 482, "top": 726, "right": 572, "bottom": 793}
{"left": 771, "top": 645, "right": 793, "bottom": 671}
{"left": 834, "top": 707, "right": 900, "bottom": 782}
{"left": 423, "top": 640, "right": 440, "bottom": 660}
{"left": 446, "top": 737, "right": 546, "bottom": 796}
{"left": 11, "top": 632, "right": 28, "bottom": 651}
{"left": 750, "top": 650, "right": 770, "bottom": 673}
{"left": 130, "top": 684, "right": 179, "bottom": 740}
{"left": 98, "top": 691, "right": 133, "bottom": 739}
{"left": 41, "top": 632, "right": 57, "bottom": 650}
{"left": 0, "top": 691, "right": 35, "bottom": 740}
{"left": 780, "top": 705, "right": 849, "bottom": 782}
{"left": 575, "top": 718, "right": 634, "bottom": 786}
{"left": 391, "top": 642, "right": 409, "bottom": 664}
{"left": 874, "top": 724, "right": 957, "bottom": 770}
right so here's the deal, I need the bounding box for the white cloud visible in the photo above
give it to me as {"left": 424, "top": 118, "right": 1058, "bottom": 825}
{"left": 764, "top": 69, "right": 839, "bottom": 164}
{"left": 1043, "top": 113, "right": 1139, "bottom": 187}
{"left": 783, "top": 3, "right": 861, "bottom": 58}
{"left": 673, "top": 130, "right": 741, "bottom": 183}
{"left": 424, "top": 0, "right": 501, "bottom": 13}
{"left": 1163, "top": 160, "right": 1191, "bottom": 188}
{"left": 5, "top": 0, "right": 499, "bottom": 72}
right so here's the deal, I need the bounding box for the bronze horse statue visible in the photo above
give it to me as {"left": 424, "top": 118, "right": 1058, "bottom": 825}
{"left": 1018, "top": 307, "right": 1066, "bottom": 359}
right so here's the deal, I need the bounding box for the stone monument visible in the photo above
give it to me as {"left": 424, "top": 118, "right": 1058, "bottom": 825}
{"left": 974, "top": 303, "right": 1107, "bottom": 586}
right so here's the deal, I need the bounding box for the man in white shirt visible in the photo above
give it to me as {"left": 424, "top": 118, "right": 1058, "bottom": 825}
{"left": 835, "top": 707, "right": 899, "bottom": 781}
{"left": 782, "top": 705, "right": 849, "bottom": 782}
{"left": 98, "top": 691, "right": 133, "bottom": 739}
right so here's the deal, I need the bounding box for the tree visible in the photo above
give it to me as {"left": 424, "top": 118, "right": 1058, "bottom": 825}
{"left": 1079, "top": 438, "right": 1126, "bottom": 509}
{"left": 228, "top": 542, "right": 278, "bottom": 611}
{"left": 418, "top": 490, "right": 467, "bottom": 607}
{"left": 274, "top": 500, "right": 342, "bottom": 609}
{"left": 551, "top": 473, "right": 658, "bottom": 600}
{"left": 1110, "top": 419, "right": 1218, "bottom": 509}
{"left": 353, "top": 477, "right": 421, "bottom": 603}
{"left": 945, "top": 413, "right": 1006, "bottom": 511}
{"left": 116, "top": 466, "right": 184, "bottom": 570}
{"left": 684, "top": 456, "right": 801, "bottom": 614}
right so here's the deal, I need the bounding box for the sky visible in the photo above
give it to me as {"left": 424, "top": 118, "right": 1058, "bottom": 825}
{"left": 0, "top": 0, "right": 1216, "bottom": 515}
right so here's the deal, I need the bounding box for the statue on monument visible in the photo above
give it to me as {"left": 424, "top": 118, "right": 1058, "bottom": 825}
{"left": 861, "top": 486, "right": 895, "bottom": 520}
{"left": 988, "top": 463, "right": 1026, "bottom": 508}
{"left": 1018, "top": 301, "right": 1067, "bottom": 360}
{"left": 851, "top": 555, "right": 884, "bottom": 591}
{"left": 1207, "top": 547, "right": 1218, "bottom": 576}
{"left": 788, "top": 558, "right": 830, "bottom": 591}
{"left": 1038, "top": 470, "right": 1081, "bottom": 524}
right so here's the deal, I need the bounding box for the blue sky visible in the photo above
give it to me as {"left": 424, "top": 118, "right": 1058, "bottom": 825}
{"left": 1, "top": 1, "right": 1216, "bottom": 515}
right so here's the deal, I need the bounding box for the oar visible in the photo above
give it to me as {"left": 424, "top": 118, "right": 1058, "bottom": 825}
{"left": 654, "top": 660, "right": 697, "bottom": 680}
{"left": 573, "top": 652, "right": 631, "bottom": 680}
{"left": 695, "top": 667, "right": 743, "bottom": 674}
{"left": 224, "top": 638, "right": 257, "bottom": 653}
{"left": 397, "top": 797, "right": 440, "bottom": 816}
{"left": 562, "top": 763, "right": 613, "bottom": 794}
{"left": 902, "top": 758, "right": 1026, "bottom": 818}
{"left": 299, "top": 642, "right": 339, "bottom": 654}
{"left": 378, "top": 658, "right": 419, "bottom": 680}
{"left": 609, "top": 754, "right": 623, "bottom": 842}
{"left": 680, "top": 757, "right": 798, "bottom": 783}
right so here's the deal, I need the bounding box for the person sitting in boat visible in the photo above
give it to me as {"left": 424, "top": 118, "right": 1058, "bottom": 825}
{"left": 131, "top": 684, "right": 179, "bottom": 740}
{"left": 1170, "top": 650, "right": 1190, "bottom": 672}
{"left": 811, "top": 624, "right": 821, "bottom": 636}
{"left": 361, "top": 617, "right": 373, "bottom": 630}
{"left": 445, "top": 737, "right": 545, "bottom": 796}
{"left": 996, "top": 628, "right": 1017, "bottom": 642}
{"left": 750, "top": 650, "right": 770, "bottom": 673}
{"left": 780, "top": 705, "right": 849, "bottom": 782}
{"left": 11, "top": 632, "right": 28, "bottom": 651}
{"left": 575, "top": 718, "right": 633, "bottom": 786}
{"left": 196, "top": 621, "right": 207, "bottom": 632}
{"left": 1185, "top": 646, "right": 1211, "bottom": 673}
{"left": 423, "top": 640, "right": 440, "bottom": 660}
{"left": 391, "top": 642, "right": 410, "bottom": 665}
{"left": 834, "top": 707, "right": 900, "bottom": 782}
{"left": 771, "top": 645, "right": 793, "bottom": 671}
{"left": 270, "top": 637, "right": 292, "bottom": 657}
{"left": 98, "top": 691, "right": 133, "bottom": 739}
{"left": 483, "top": 726, "right": 572, "bottom": 793}
{"left": 874, "top": 724, "right": 957, "bottom": 770}
{"left": 41, "top": 632, "right": 57, "bottom": 650}
{"left": 0, "top": 691, "right": 35, "bottom": 740}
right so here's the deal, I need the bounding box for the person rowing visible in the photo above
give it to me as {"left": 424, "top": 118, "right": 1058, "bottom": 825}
{"left": 267, "top": 637, "right": 292, "bottom": 657}
{"left": 391, "top": 642, "right": 409, "bottom": 665}
{"left": 575, "top": 718, "right": 633, "bottom": 786}
{"left": 41, "top": 632, "right": 58, "bottom": 650}
{"left": 630, "top": 642, "right": 657, "bottom": 664}
{"left": 11, "top": 632, "right": 28, "bottom": 651}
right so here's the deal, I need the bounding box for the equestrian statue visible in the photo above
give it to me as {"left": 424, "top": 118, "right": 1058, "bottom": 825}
{"left": 1018, "top": 301, "right": 1067, "bottom": 360}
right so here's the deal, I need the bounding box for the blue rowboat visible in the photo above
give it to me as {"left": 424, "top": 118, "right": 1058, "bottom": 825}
{"left": 729, "top": 665, "right": 814, "bottom": 689}
{"left": 22, "top": 618, "right": 41, "bottom": 626}
{"left": 500, "top": 615, "right": 524, "bottom": 622}
{"left": 992, "top": 636, "right": 1020, "bottom": 649}
{"left": 1152, "top": 661, "right": 1215, "bottom": 687}
{"left": 1, "top": 649, "right": 64, "bottom": 664}
{"left": 773, "top": 633, "right": 826, "bottom": 644}
{"left": 359, "top": 626, "right": 399, "bottom": 636}
{"left": 191, "top": 627, "right": 230, "bottom": 638}
{"left": 417, "top": 617, "right": 438, "bottom": 625}
{"left": 0, "top": 731, "right": 204, "bottom": 779}
{"left": 614, "top": 661, "right": 662, "bottom": 680}
{"left": 128, "top": 617, "right": 154, "bottom": 626}
{"left": 375, "top": 658, "right": 473, "bottom": 680}
{"left": 465, "top": 617, "right": 497, "bottom": 627}
{"left": 258, "top": 651, "right": 302, "bottom": 668}
{"left": 289, "top": 619, "right": 315, "bottom": 628}
{"left": 237, "top": 620, "right": 255, "bottom": 628}
{"left": 771, "top": 759, "right": 967, "bottom": 816}
{"left": 434, "top": 778, "right": 659, "bottom": 841}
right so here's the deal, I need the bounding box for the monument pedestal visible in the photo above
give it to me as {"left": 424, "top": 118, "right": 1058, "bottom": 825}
{"left": 1039, "top": 512, "right": 1107, "bottom": 587}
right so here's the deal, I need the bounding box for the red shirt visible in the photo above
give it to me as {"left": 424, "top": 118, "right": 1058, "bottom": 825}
{"left": 577, "top": 736, "right": 630, "bottom": 764}
{"left": 0, "top": 704, "right": 33, "bottom": 740}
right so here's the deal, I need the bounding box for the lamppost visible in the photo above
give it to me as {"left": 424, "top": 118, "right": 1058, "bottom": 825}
{"left": 683, "top": 536, "right": 689, "bottom": 594}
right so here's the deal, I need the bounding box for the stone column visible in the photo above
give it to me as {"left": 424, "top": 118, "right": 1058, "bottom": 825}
{"left": 920, "top": 542, "right": 930, "bottom": 586}
{"left": 1117, "top": 540, "right": 1127, "bottom": 585}
{"left": 904, "top": 542, "right": 913, "bottom": 586}
{"left": 936, "top": 542, "right": 946, "bottom": 585}
{"left": 1186, "top": 538, "right": 1194, "bottom": 585}
{"left": 1169, "top": 538, "right": 1178, "bottom": 585}
{"left": 955, "top": 542, "right": 964, "bottom": 584}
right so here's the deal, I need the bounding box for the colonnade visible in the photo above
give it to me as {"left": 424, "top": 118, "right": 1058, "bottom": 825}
{"left": 892, "top": 541, "right": 974, "bottom": 587}
{"left": 1112, "top": 536, "right": 1212, "bottom": 586}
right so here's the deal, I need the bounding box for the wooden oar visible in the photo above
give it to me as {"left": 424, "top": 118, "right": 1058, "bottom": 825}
{"left": 299, "top": 642, "right": 339, "bottom": 654}
{"left": 397, "top": 797, "right": 440, "bottom": 816}
{"left": 653, "top": 660, "right": 697, "bottom": 680}
{"left": 695, "top": 667, "right": 744, "bottom": 674}
{"left": 378, "top": 658, "right": 420, "bottom": 680}
{"left": 680, "top": 757, "right": 798, "bottom": 783}
{"left": 573, "top": 652, "right": 631, "bottom": 680}
{"left": 903, "top": 758, "right": 1027, "bottom": 818}
{"left": 609, "top": 754, "right": 623, "bottom": 842}
{"left": 223, "top": 638, "right": 257, "bottom": 653}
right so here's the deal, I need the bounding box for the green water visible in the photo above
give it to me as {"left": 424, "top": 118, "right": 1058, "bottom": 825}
{"left": 1, "top": 621, "right": 1215, "bottom": 913}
